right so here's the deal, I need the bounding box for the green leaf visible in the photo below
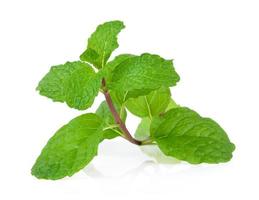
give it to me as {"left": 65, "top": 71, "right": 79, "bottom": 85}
{"left": 165, "top": 98, "right": 179, "bottom": 111}
{"left": 109, "top": 90, "right": 126, "bottom": 106}
{"left": 151, "top": 107, "right": 235, "bottom": 164}
{"left": 31, "top": 113, "right": 104, "bottom": 180}
{"left": 80, "top": 20, "right": 125, "bottom": 68}
{"left": 135, "top": 117, "right": 151, "bottom": 140}
{"left": 125, "top": 87, "right": 171, "bottom": 118}
{"left": 105, "top": 55, "right": 164, "bottom": 103}
{"left": 96, "top": 101, "right": 126, "bottom": 139}
{"left": 109, "top": 88, "right": 154, "bottom": 105}
{"left": 104, "top": 54, "right": 135, "bottom": 83}
{"left": 37, "top": 61, "right": 101, "bottom": 110}
{"left": 109, "top": 53, "right": 180, "bottom": 96}
{"left": 105, "top": 54, "right": 136, "bottom": 72}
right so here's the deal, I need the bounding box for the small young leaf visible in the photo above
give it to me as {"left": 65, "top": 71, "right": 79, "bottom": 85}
{"left": 125, "top": 87, "right": 171, "bottom": 118}
{"left": 31, "top": 113, "right": 104, "bottom": 180}
{"left": 109, "top": 88, "right": 154, "bottom": 105}
{"left": 109, "top": 53, "right": 180, "bottom": 97}
{"left": 80, "top": 20, "right": 125, "bottom": 68}
{"left": 96, "top": 101, "right": 126, "bottom": 139}
{"left": 135, "top": 117, "right": 151, "bottom": 140}
{"left": 109, "top": 87, "right": 153, "bottom": 107}
{"left": 37, "top": 61, "right": 101, "bottom": 110}
{"left": 151, "top": 107, "right": 235, "bottom": 164}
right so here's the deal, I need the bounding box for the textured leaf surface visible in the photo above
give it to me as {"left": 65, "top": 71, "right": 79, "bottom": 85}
{"left": 80, "top": 21, "right": 125, "bottom": 68}
{"left": 105, "top": 54, "right": 135, "bottom": 83}
{"left": 37, "top": 61, "right": 101, "bottom": 110}
{"left": 31, "top": 114, "right": 104, "bottom": 180}
{"left": 151, "top": 107, "right": 235, "bottom": 164}
{"left": 105, "top": 54, "right": 136, "bottom": 72}
{"left": 126, "top": 87, "right": 171, "bottom": 118}
{"left": 96, "top": 101, "right": 126, "bottom": 139}
{"left": 109, "top": 53, "right": 180, "bottom": 95}
{"left": 106, "top": 54, "right": 164, "bottom": 102}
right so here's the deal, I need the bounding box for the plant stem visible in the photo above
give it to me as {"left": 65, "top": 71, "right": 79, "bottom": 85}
{"left": 102, "top": 79, "right": 142, "bottom": 145}
{"left": 140, "top": 138, "right": 156, "bottom": 145}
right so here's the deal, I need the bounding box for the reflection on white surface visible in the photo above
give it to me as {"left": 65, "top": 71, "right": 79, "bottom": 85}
{"left": 139, "top": 145, "right": 181, "bottom": 164}
{"left": 83, "top": 161, "right": 159, "bottom": 178}
{"left": 82, "top": 138, "right": 204, "bottom": 179}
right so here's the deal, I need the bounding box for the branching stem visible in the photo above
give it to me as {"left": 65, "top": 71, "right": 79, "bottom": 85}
{"left": 102, "top": 79, "right": 142, "bottom": 145}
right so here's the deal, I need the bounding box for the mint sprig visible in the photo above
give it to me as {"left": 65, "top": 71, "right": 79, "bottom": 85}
{"left": 32, "top": 20, "right": 235, "bottom": 180}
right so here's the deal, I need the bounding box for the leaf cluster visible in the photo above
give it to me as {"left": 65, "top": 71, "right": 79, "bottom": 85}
{"left": 32, "top": 21, "right": 235, "bottom": 180}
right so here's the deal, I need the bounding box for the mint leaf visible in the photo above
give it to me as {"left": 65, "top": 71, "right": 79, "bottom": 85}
{"left": 31, "top": 113, "right": 104, "bottom": 180}
{"left": 109, "top": 88, "right": 154, "bottom": 105}
{"left": 125, "top": 87, "right": 171, "bottom": 118}
{"left": 109, "top": 89, "right": 126, "bottom": 105}
{"left": 105, "top": 54, "right": 171, "bottom": 103}
{"left": 151, "top": 107, "right": 235, "bottom": 164}
{"left": 104, "top": 54, "right": 135, "bottom": 83}
{"left": 165, "top": 98, "right": 179, "bottom": 111}
{"left": 109, "top": 53, "right": 180, "bottom": 95}
{"left": 37, "top": 61, "right": 101, "bottom": 110}
{"left": 105, "top": 54, "right": 136, "bottom": 72}
{"left": 135, "top": 117, "right": 151, "bottom": 140}
{"left": 108, "top": 87, "right": 152, "bottom": 107}
{"left": 96, "top": 101, "right": 126, "bottom": 139}
{"left": 80, "top": 20, "right": 125, "bottom": 68}
{"left": 33, "top": 20, "right": 235, "bottom": 180}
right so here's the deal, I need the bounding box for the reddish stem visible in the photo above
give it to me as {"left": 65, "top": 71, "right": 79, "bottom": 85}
{"left": 102, "top": 79, "right": 141, "bottom": 145}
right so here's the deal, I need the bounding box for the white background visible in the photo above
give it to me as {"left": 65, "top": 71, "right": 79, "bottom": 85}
{"left": 0, "top": 0, "right": 258, "bottom": 199}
